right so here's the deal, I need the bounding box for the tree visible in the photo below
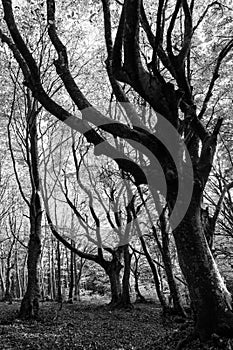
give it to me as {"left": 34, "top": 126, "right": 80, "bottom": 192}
{"left": 6, "top": 64, "right": 43, "bottom": 317}
{"left": 1, "top": 0, "right": 233, "bottom": 340}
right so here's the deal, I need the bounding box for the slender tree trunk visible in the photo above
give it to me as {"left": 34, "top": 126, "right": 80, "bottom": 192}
{"left": 162, "top": 253, "right": 186, "bottom": 315}
{"left": 159, "top": 215, "right": 187, "bottom": 317}
{"left": 139, "top": 236, "right": 168, "bottom": 311}
{"left": 74, "top": 256, "right": 84, "bottom": 302}
{"left": 51, "top": 240, "right": 56, "bottom": 300}
{"left": 132, "top": 253, "right": 147, "bottom": 303}
{"left": 4, "top": 268, "right": 12, "bottom": 303}
{"left": 22, "top": 253, "right": 27, "bottom": 295}
{"left": 15, "top": 249, "right": 22, "bottom": 299}
{"left": 68, "top": 240, "right": 74, "bottom": 303}
{"left": 0, "top": 259, "right": 5, "bottom": 299}
{"left": 134, "top": 275, "right": 146, "bottom": 303}
{"left": 4, "top": 237, "right": 15, "bottom": 303}
{"left": 56, "top": 240, "right": 62, "bottom": 302}
{"left": 47, "top": 246, "right": 52, "bottom": 299}
{"left": 19, "top": 100, "right": 42, "bottom": 319}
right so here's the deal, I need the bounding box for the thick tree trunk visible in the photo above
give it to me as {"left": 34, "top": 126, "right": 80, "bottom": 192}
{"left": 118, "top": 245, "right": 132, "bottom": 308}
{"left": 107, "top": 264, "right": 122, "bottom": 305}
{"left": 19, "top": 193, "right": 42, "bottom": 319}
{"left": 173, "top": 191, "right": 233, "bottom": 340}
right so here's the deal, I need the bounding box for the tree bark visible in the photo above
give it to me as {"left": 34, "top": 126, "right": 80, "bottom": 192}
{"left": 56, "top": 240, "right": 62, "bottom": 302}
{"left": 139, "top": 236, "right": 168, "bottom": 311}
{"left": 2, "top": 0, "right": 233, "bottom": 337}
{"left": 68, "top": 240, "right": 75, "bottom": 303}
{"left": 4, "top": 237, "right": 15, "bottom": 303}
{"left": 132, "top": 253, "right": 147, "bottom": 303}
{"left": 118, "top": 244, "right": 132, "bottom": 308}
{"left": 15, "top": 248, "right": 22, "bottom": 299}
{"left": 158, "top": 215, "right": 187, "bottom": 317}
{"left": 106, "top": 260, "right": 122, "bottom": 306}
{"left": 173, "top": 187, "right": 233, "bottom": 340}
{"left": 19, "top": 192, "right": 42, "bottom": 318}
{"left": 19, "top": 99, "right": 42, "bottom": 319}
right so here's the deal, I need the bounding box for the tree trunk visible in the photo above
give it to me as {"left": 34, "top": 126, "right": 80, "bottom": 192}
{"left": 159, "top": 214, "right": 187, "bottom": 317}
{"left": 139, "top": 236, "right": 168, "bottom": 311}
{"left": 106, "top": 261, "right": 122, "bottom": 306}
{"left": 107, "top": 268, "right": 122, "bottom": 305}
{"left": 4, "top": 237, "right": 15, "bottom": 303}
{"left": 51, "top": 240, "right": 56, "bottom": 300}
{"left": 19, "top": 100, "right": 42, "bottom": 319}
{"left": 162, "top": 252, "right": 186, "bottom": 315}
{"left": 173, "top": 190, "right": 233, "bottom": 340}
{"left": 56, "top": 240, "right": 62, "bottom": 302}
{"left": 74, "top": 257, "right": 85, "bottom": 302}
{"left": 4, "top": 265, "right": 13, "bottom": 303}
{"left": 0, "top": 259, "right": 5, "bottom": 299}
{"left": 115, "top": 245, "right": 133, "bottom": 308}
{"left": 133, "top": 253, "right": 147, "bottom": 303}
{"left": 68, "top": 240, "right": 74, "bottom": 303}
{"left": 47, "top": 246, "right": 52, "bottom": 299}
{"left": 19, "top": 193, "right": 42, "bottom": 318}
{"left": 15, "top": 249, "right": 22, "bottom": 299}
{"left": 134, "top": 275, "right": 146, "bottom": 303}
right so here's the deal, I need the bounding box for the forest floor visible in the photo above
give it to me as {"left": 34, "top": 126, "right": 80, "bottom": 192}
{"left": 0, "top": 297, "right": 232, "bottom": 350}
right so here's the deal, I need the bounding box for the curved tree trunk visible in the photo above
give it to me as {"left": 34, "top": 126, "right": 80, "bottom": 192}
{"left": 173, "top": 189, "right": 233, "bottom": 340}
